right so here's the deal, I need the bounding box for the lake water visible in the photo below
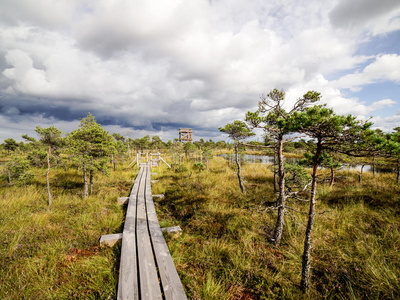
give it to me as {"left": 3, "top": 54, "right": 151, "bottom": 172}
{"left": 219, "top": 154, "right": 395, "bottom": 173}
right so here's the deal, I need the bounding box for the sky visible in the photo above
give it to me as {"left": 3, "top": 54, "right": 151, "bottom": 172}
{"left": 1, "top": 0, "right": 400, "bottom": 143}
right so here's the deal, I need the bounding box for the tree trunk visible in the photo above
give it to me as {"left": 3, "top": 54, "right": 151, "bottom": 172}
{"left": 83, "top": 165, "right": 88, "bottom": 198}
{"left": 272, "top": 136, "right": 285, "bottom": 246}
{"left": 301, "top": 140, "right": 322, "bottom": 291}
{"left": 372, "top": 156, "right": 376, "bottom": 177}
{"left": 358, "top": 164, "right": 365, "bottom": 183}
{"left": 7, "top": 170, "right": 11, "bottom": 185}
{"left": 90, "top": 169, "right": 94, "bottom": 195}
{"left": 397, "top": 158, "right": 399, "bottom": 184}
{"left": 235, "top": 143, "right": 245, "bottom": 193}
{"left": 46, "top": 145, "right": 52, "bottom": 207}
{"left": 329, "top": 167, "right": 335, "bottom": 186}
{"left": 273, "top": 146, "right": 277, "bottom": 193}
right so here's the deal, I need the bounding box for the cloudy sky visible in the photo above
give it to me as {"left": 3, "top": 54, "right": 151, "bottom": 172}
{"left": 1, "top": 0, "right": 400, "bottom": 143}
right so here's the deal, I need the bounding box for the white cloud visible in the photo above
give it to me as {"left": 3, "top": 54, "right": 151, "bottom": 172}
{"left": 332, "top": 54, "right": 400, "bottom": 91}
{"left": 369, "top": 99, "right": 396, "bottom": 111}
{"left": 3, "top": 49, "right": 50, "bottom": 95}
{"left": 285, "top": 74, "right": 397, "bottom": 117}
{"left": 372, "top": 113, "right": 400, "bottom": 132}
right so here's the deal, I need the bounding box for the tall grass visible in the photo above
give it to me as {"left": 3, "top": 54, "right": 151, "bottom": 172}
{"left": 0, "top": 166, "right": 134, "bottom": 299}
{"left": 152, "top": 157, "right": 400, "bottom": 299}
{"left": 1, "top": 156, "right": 399, "bottom": 299}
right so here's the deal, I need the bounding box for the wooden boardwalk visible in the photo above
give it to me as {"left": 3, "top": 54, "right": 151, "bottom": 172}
{"left": 117, "top": 164, "right": 187, "bottom": 300}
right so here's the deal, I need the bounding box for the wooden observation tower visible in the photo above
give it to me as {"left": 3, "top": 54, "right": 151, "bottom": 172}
{"left": 179, "top": 128, "right": 193, "bottom": 143}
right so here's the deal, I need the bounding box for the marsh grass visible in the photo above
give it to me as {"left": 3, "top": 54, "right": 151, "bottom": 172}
{"left": 1, "top": 156, "right": 399, "bottom": 299}
{"left": 0, "top": 166, "right": 134, "bottom": 299}
{"left": 151, "top": 158, "right": 400, "bottom": 299}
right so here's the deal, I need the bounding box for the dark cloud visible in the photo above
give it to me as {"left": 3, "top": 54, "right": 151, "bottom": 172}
{"left": 0, "top": 92, "right": 208, "bottom": 135}
{"left": 329, "top": 0, "right": 400, "bottom": 29}
{"left": 0, "top": 96, "right": 82, "bottom": 121}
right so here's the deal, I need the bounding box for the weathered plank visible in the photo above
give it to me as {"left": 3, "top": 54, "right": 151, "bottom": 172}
{"left": 145, "top": 170, "right": 187, "bottom": 300}
{"left": 100, "top": 233, "right": 123, "bottom": 247}
{"left": 136, "top": 166, "right": 162, "bottom": 299}
{"left": 117, "top": 167, "right": 143, "bottom": 300}
{"left": 117, "top": 197, "right": 129, "bottom": 205}
{"left": 117, "top": 165, "right": 186, "bottom": 299}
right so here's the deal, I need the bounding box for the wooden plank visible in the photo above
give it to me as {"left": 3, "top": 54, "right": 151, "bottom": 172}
{"left": 145, "top": 170, "right": 187, "bottom": 300}
{"left": 100, "top": 233, "right": 122, "bottom": 247}
{"left": 118, "top": 197, "right": 129, "bottom": 205}
{"left": 117, "top": 167, "right": 144, "bottom": 300}
{"left": 136, "top": 166, "right": 162, "bottom": 299}
{"left": 117, "top": 232, "right": 138, "bottom": 300}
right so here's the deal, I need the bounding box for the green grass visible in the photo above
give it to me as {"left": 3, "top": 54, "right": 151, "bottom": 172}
{"left": 1, "top": 156, "right": 399, "bottom": 299}
{"left": 151, "top": 158, "right": 400, "bottom": 299}
{"left": 0, "top": 166, "right": 135, "bottom": 299}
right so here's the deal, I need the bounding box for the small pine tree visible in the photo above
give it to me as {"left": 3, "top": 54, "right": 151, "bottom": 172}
{"left": 219, "top": 120, "right": 255, "bottom": 193}
{"left": 68, "top": 113, "right": 116, "bottom": 198}
{"left": 35, "top": 126, "right": 63, "bottom": 207}
{"left": 291, "top": 105, "right": 372, "bottom": 291}
{"left": 3, "top": 138, "right": 18, "bottom": 155}
{"left": 246, "top": 89, "right": 320, "bottom": 246}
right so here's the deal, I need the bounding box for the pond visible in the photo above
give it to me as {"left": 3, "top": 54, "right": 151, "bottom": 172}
{"left": 218, "top": 154, "right": 395, "bottom": 174}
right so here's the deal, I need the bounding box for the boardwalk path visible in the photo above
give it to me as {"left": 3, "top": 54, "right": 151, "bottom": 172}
{"left": 117, "top": 164, "right": 187, "bottom": 300}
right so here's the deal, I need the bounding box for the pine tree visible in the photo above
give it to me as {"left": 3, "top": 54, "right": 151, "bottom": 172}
{"left": 245, "top": 89, "right": 320, "bottom": 246}
{"left": 382, "top": 128, "right": 400, "bottom": 184}
{"left": 3, "top": 138, "right": 18, "bottom": 155}
{"left": 35, "top": 126, "right": 63, "bottom": 207}
{"left": 68, "top": 113, "right": 116, "bottom": 198}
{"left": 291, "top": 105, "right": 372, "bottom": 291}
{"left": 219, "top": 120, "right": 255, "bottom": 193}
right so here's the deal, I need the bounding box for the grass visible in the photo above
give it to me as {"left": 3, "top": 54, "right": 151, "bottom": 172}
{"left": 0, "top": 166, "right": 135, "bottom": 299}
{"left": 151, "top": 157, "right": 400, "bottom": 299}
{"left": 1, "top": 155, "right": 399, "bottom": 299}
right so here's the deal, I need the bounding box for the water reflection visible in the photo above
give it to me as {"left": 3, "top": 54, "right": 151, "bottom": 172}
{"left": 218, "top": 154, "right": 395, "bottom": 173}
{"left": 218, "top": 153, "right": 298, "bottom": 164}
